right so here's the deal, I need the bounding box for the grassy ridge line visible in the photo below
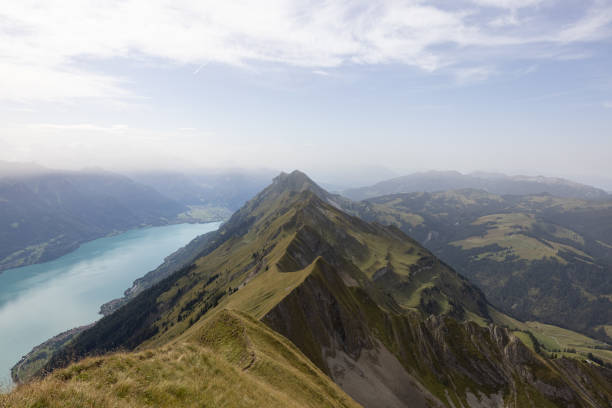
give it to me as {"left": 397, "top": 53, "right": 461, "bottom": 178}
{"left": 0, "top": 310, "right": 361, "bottom": 408}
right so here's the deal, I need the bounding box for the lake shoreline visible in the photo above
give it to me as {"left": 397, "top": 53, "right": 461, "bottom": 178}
{"left": 0, "top": 222, "right": 221, "bottom": 388}
{"left": 0, "top": 215, "right": 226, "bottom": 276}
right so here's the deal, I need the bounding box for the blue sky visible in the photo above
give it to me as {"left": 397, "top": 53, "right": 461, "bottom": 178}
{"left": 1, "top": 0, "right": 611, "bottom": 187}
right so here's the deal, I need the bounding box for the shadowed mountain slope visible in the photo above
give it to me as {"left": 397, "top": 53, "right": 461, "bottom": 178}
{"left": 7, "top": 171, "right": 612, "bottom": 407}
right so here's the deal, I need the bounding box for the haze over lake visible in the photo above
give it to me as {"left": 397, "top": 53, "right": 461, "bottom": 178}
{"left": 0, "top": 222, "right": 221, "bottom": 388}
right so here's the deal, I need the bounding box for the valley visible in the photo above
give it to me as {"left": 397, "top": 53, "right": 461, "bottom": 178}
{"left": 0, "top": 165, "right": 248, "bottom": 274}
{"left": 0, "top": 168, "right": 184, "bottom": 273}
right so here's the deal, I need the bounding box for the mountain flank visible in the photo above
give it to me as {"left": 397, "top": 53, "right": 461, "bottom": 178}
{"left": 5, "top": 171, "right": 612, "bottom": 407}
{"left": 356, "top": 189, "right": 612, "bottom": 343}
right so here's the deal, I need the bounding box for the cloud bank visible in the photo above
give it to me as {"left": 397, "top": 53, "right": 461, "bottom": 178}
{"left": 1, "top": 0, "right": 611, "bottom": 102}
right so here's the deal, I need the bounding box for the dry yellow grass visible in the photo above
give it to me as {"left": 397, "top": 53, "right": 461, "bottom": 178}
{"left": 1, "top": 310, "right": 361, "bottom": 408}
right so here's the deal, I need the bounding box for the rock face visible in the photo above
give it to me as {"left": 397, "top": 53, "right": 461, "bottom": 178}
{"left": 263, "top": 255, "right": 610, "bottom": 407}
{"left": 22, "top": 171, "right": 612, "bottom": 407}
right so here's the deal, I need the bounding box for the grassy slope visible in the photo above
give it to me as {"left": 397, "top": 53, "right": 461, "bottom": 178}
{"left": 11, "top": 325, "right": 91, "bottom": 385}
{"left": 1, "top": 310, "right": 361, "bottom": 408}
{"left": 136, "top": 185, "right": 489, "bottom": 352}
{"left": 451, "top": 213, "right": 590, "bottom": 263}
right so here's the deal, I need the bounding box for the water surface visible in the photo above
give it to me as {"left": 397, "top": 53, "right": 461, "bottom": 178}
{"left": 0, "top": 222, "right": 220, "bottom": 388}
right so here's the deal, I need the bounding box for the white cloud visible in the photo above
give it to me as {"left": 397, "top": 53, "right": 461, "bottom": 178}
{"left": 0, "top": 64, "right": 130, "bottom": 102}
{"left": 1, "top": 123, "right": 220, "bottom": 171}
{"left": 0, "top": 0, "right": 611, "bottom": 102}
{"left": 454, "top": 66, "right": 497, "bottom": 84}
{"left": 556, "top": 5, "right": 612, "bottom": 42}
{"left": 604, "top": 101, "right": 612, "bottom": 109}
{"left": 488, "top": 13, "right": 520, "bottom": 27}
{"left": 471, "top": 0, "right": 544, "bottom": 9}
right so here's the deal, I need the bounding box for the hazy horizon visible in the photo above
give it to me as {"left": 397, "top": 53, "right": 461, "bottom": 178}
{"left": 2, "top": 158, "right": 612, "bottom": 192}
{"left": 1, "top": 0, "right": 611, "bottom": 189}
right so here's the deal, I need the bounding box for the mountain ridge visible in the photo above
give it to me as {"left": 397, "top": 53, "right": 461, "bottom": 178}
{"left": 343, "top": 170, "right": 609, "bottom": 201}
{"left": 7, "top": 170, "right": 612, "bottom": 407}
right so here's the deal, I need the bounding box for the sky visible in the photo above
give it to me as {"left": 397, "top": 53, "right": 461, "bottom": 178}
{"left": 1, "top": 0, "right": 611, "bottom": 187}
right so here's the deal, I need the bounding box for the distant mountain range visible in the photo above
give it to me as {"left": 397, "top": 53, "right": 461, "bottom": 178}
{"left": 0, "top": 165, "right": 187, "bottom": 272}
{"left": 8, "top": 171, "right": 612, "bottom": 408}
{"left": 343, "top": 171, "right": 610, "bottom": 201}
{"left": 128, "top": 169, "right": 275, "bottom": 210}
{"left": 0, "top": 163, "right": 276, "bottom": 273}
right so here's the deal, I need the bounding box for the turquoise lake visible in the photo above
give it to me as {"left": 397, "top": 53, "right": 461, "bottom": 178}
{"left": 0, "top": 222, "right": 221, "bottom": 389}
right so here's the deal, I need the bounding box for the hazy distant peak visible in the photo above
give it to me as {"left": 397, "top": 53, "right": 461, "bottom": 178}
{"left": 0, "top": 161, "right": 51, "bottom": 178}
{"left": 343, "top": 170, "right": 609, "bottom": 201}
{"left": 417, "top": 170, "right": 463, "bottom": 177}
{"left": 78, "top": 166, "right": 114, "bottom": 175}
{"left": 388, "top": 170, "right": 463, "bottom": 180}
{"left": 468, "top": 171, "right": 507, "bottom": 179}
{"left": 509, "top": 174, "right": 576, "bottom": 185}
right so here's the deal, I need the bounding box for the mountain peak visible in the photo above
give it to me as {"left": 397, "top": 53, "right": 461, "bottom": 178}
{"left": 272, "top": 170, "right": 319, "bottom": 192}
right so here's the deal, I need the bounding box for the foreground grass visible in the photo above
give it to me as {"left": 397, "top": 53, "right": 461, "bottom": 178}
{"left": 1, "top": 310, "right": 360, "bottom": 408}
